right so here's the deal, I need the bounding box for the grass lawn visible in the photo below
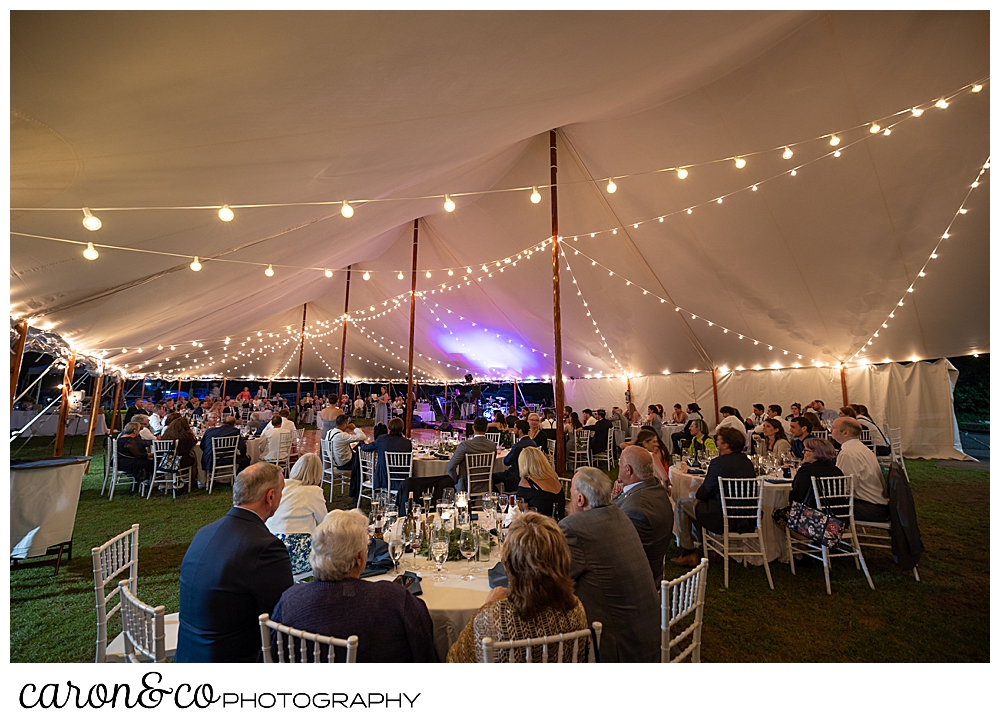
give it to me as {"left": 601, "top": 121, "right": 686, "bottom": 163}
{"left": 9, "top": 436, "right": 989, "bottom": 663}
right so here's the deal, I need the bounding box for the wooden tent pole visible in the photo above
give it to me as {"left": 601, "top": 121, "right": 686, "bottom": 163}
{"left": 83, "top": 370, "right": 105, "bottom": 470}
{"left": 140, "top": 374, "right": 147, "bottom": 403}
{"left": 53, "top": 353, "right": 76, "bottom": 458}
{"left": 221, "top": 375, "right": 227, "bottom": 400}
{"left": 711, "top": 369, "right": 720, "bottom": 427}
{"left": 10, "top": 319, "right": 28, "bottom": 413}
{"left": 296, "top": 303, "right": 307, "bottom": 408}
{"left": 549, "top": 129, "right": 566, "bottom": 474}
{"left": 513, "top": 378, "right": 518, "bottom": 413}
{"left": 840, "top": 366, "right": 849, "bottom": 407}
{"left": 405, "top": 219, "right": 420, "bottom": 437}
{"left": 338, "top": 266, "right": 352, "bottom": 400}
{"left": 109, "top": 377, "right": 124, "bottom": 435}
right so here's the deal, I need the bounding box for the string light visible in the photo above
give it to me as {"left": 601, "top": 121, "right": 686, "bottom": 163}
{"left": 443, "top": 195, "right": 456, "bottom": 212}
{"left": 828, "top": 135, "right": 841, "bottom": 146}
{"left": 264, "top": 264, "right": 274, "bottom": 277}
{"left": 81, "top": 208, "right": 102, "bottom": 231}
{"left": 935, "top": 99, "right": 949, "bottom": 109}
{"left": 83, "top": 242, "right": 99, "bottom": 260}
{"left": 190, "top": 256, "right": 202, "bottom": 271}
{"left": 324, "top": 269, "right": 333, "bottom": 278}
{"left": 606, "top": 178, "right": 617, "bottom": 193}
{"left": 972, "top": 84, "right": 983, "bottom": 93}
{"left": 362, "top": 271, "right": 371, "bottom": 281}
{"left": 676, "top": 168, "right": 688, "bottom": 180}
{"left": 911, "top": 107, "right": 924, "bottom": 117}
{"left": 218, "top": 204, "right": 235, "bottom": 222}
{"left": 341, "top": 201, "right": 354, "bottom": 218}
{"left": 869, "top": 122, "right": 881, "bottom": 133}
{"left": 425, "top": 270, "right": 431, "bottom": 278}
{"left": 530, "top": 187, "right": 541, "bottom": 204}
{"left": 782, "top": 147, "right": 793, "bottom": 160}
{"left": 734, "top": 157, "right": 746, "bottom": 169}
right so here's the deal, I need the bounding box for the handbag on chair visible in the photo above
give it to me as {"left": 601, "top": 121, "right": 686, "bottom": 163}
{"left": 784, "top": 501, "right": 845, "bottom": 548}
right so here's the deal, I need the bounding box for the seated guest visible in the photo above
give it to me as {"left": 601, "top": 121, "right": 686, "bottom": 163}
{"left": 222, "top": 400, "right": 239, "bottom": 419}
{"left": 352, "top": 397, "right": 365, "bottom": 416}
{"left": 446, "top": 417, "right": 497, "bottom": 493}
{"left": 148, "top": 404, "right": 166, "bottom": 435}
{"left": 581, "top": 409, "right": 597, "bottom": 427}
{"left": 686, "top": 419, "right": 717, "bottom": 458}
{"left": 525, "top": 412, "right": 548, "bottom": 445}
{"left": 559, "top": 467, "right": 659, "bottom": 663}
{"left": 851, "top": 404, "right": 891, "bottom": 456}
{"left": 504, "top": 412, "right": 519, "bottom": 429}
{"left": 488, "top": 410, "right": 508, "bottom": 430}
{"left": 713, "top": 406, "right": 747, "bottom": 444}
{"left": 117, "top": 422, "right": 153, "bottom": 482}
{"left": 613, "top": 446, "right": 674, "bottom": 584}
{"left": 124, "top": 398, "right": 145, "bottom": 424}
{"left": 359, "top": 417, "right": 412, "bottom": 492}
{"left": 201, "top": 416, "right": 250, "bottom": 474}
{"left": 514, "top": 446, "right": 565, "bottom": 517}
{"left": 133, "top": 414, "right": 156, "bottom": 442}
{"left": 564, "top": 411, "right": 583, "bottom": 434}
{"left": 162, "top": 411, "right": 182, "bottom": 429}
{"left": 176, "top": 463, "right": 293, "bottom": 662}
{"left": 831, "top": 417, "right": 890, "bottom": 522}
{"left": 670, "top": 404, "right": 687, "bottom": 425}
{"left": 265, "top": 453, "right": 329, "bottom": 575}
{"left": 754, "top": 404, "right": 790, "bottom": 435}
{"left": 610, "top": 406, "right": 629, "bottom": 430}
{"left": 539, "top": 409, "right": 558, "bottom": 429}
{"left": 786, "top": 438, "right": 843, "bottom": 510}
{"left": 493, "top": 420, "right": 539, "bottom": 493}
{"left": 670, "top": 403, "right": 704, "bottom": 452}
{"left": 372, "top": 422, "right": 388, "bottom": 439}
{"left": 788, "top": 416, "right": 815, "bottom": 459}
{"left": 271, "top": 509, "right": 436, "bottom": 662}
{"left": 255, "top": 411, "right": 274, "bottom": 436}
{"left": 785, "top": 402, "right": 803, "bottom": 421}
{"left": 745, "top": 403, "right": 766, "bottom": 430}
{"left": 838, "top": 406, "right": 857, "bottom": 418}
{"left": 626, "top": 402, "right": 641, "bottom": 425}
{"left": 810, "top": 399, "right": 839, "bottom": 426}
{"left": 618, "top": 428, "right": 670, "bottom": 485}
{"left": 803, "top": 410, "right": 824, "bottom": 432}
{"left": 671, "top": 427, "right": 756, "bottom": 567}
{"left": 279, "top": 408, "right": 296, "bottom": 433}
{"left": 448, "top": 512, "right": 587, "bottom": 662}
{"left": 161, "top": 416, "right": 198, "bottom": 477}
{"left": 327, "top": 414, "right": 367, "bottom": 499}
{"left": 644, "top": 405, "right": 663, "bottom": 436}
{"left": 762, "top": 418, "right": 791, "bottom": 458}
{"left": 261, "top": 415, "right": 293, "bottom": 463}
{"left": 588, "top": 409, "right": 614, "bottom": 455}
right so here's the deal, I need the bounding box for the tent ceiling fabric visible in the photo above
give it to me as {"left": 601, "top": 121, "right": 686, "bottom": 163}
{"left": 10, "top": 11, "right": 989, "bottom": 381}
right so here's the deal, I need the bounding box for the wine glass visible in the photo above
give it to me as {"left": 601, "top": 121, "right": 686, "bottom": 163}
{"left": 442, "top": 488, "right": 455, "bottom": 505}
{"left": 458, "top": 528, "right": 477, "bottom": 580}
{"left": 421, "top": 489, "right": 433, "bottom": 511}
{"left": 388, "top": 530, "right": 405, "bottom": 571}
{"left": 497, "top": 492, "right": 509, "bottom": 516}
{"left": 430, "top": 527, "right": 450, "bottom": 582}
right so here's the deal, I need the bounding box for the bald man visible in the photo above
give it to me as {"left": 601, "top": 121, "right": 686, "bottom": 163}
{"left": 613, "top": 446, "right": 675, "bottom": 585}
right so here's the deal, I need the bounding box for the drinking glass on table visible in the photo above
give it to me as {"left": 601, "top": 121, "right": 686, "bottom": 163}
{"left": 388, "top": 528, "right": 405, "bottom": 571}
{"left": 497, "top": 492, "right": 509, "bottom": 516}
{"left": 430, "top": 526, "right": 450, "bottom": 581}
{"left": 458, "top": 527, "right": 477, "bottom": 580}
{"left": 442, "top": 488, "right": 455, "bottom": 505}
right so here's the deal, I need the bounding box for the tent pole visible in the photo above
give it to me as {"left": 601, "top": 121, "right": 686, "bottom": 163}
{"left": 513, "top": 378, "right": 518, "bottom": 414}
{"left": 840, "top": 366, "right": 849, "bottom": 407}
{"left": 10, "top": 319, "right": 28, "bottom": 413}
{"left": 53, "top": 353, "right": 76, "bottom": 458}
{"left": 221, "top": 375, "right": 227, "bottom": 399}
{"left": 296, "top": 303, "right": 307, "bottom": 408}
{"left": 140, "top": 375, "right": 147, "bottom": 403}
{"left": 549, "top": 129, "right": 566, "bottom": 474}
{"left": 109, "top": 377, "right": 124, "bottom": 435}
{"left": 405, "top": 219, "right": 420, "bottom": 437}
{"left": 83, "top": 370, "right": 105, "bottom": 471}
{"left": 711, "top": 369, "right": 720, "bottom": 427}
{"left": 338, "top": 266, "right": 352, "bottom": 400}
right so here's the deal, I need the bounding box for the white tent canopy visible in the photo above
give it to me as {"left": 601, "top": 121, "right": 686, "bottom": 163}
{"left": 10, "top": 12, "right": 989, "bottom": 449}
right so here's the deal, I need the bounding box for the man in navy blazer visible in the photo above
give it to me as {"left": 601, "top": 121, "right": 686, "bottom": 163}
{"left": 201, "top": 416, "right": 250, "bottom": 473}
{"left": 175, "top": 463, "right": 293, "bottom": 662}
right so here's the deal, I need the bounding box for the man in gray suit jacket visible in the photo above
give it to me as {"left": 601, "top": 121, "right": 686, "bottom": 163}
{"left": 559, "top": 467, "right": 659, "bottom": 663}
{"left": 446, "top": 417, "right": 497, "bottom": 493}
{"left": 614, "top": 446, "right": 675, "bottom": 585}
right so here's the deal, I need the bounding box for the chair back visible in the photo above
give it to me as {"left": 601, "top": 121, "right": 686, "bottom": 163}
{"left": 661, "top": 558, "right": 709, "bottom": 663}
{"left": 481, "top": 622, "right": 601, "bottom": 663}
{"left": 810, "top": 474, "right": 856, "bottom": 522}
{"left": 358, "top": 449, "right": 377, "bottom": 503}
{"left": 546, "top": 439, "right": 556, "bottom": 467}
{"left": 92, "top": 524, "right": 140, "bottom": 662}
{"left": 320, "top": 438, "right": 335, "bottom": 477}
{"left": 485, "top": 431, "right": 501, "bottom": 446}
{"left": 151, "top": 439, "right": 177, "bottom": 480}
{"left": 718, "top": 477, "right": 763, "bottom": 527}
{"left": 118, "top": 581, "right": 166, "bottom": 663}
{"left": 888, "top": 427, "right": 907, "bottom": 473}
{"left": 259, "top": 613, "right": 358, "bottom": 662}
{"left": 466, "top": 452, "right": 496, "bottom": 496}
{"left": 559, "top": 477, "right": 574, "bottom": 502}
{"left": 212, "top": 433, "right": 239, "bottom": 460}
{"left": 860, "top": 427, "right": 876, "bottom": 453}
{"left": 812, "top": 429, "right": 829, "bottom": 440}
{"left": 573, "top": 429, "right": 593, "bottom": 451}
{"left": 385, "top": 451, "right": 413, "bottom": 491}
{"left": 275, "top": 430, "right": 293, "bottom": 461}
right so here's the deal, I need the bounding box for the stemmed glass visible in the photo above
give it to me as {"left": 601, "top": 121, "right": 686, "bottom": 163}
{"left": 442, "top": 488, "right": 455, "bottom": 506}
{"left": 430, "top": 526, "right": 450, "bottom": 582}
{"left": 458, "top": 528, "right": 477, "bottom": 580}
{"left": 388, "top": 528, "right": 405, "bottom": 571}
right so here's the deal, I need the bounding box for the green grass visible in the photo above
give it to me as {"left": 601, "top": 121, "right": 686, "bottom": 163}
{"left": 9, "top": 438, "right": 990, "bottom": 662}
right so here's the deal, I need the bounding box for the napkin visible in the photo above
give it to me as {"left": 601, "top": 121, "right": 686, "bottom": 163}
{"left": 487, "top": 561, "right": 508, "bottom": 589}
{"left": 360, "top": 538, "right": 395, "bottom": 578}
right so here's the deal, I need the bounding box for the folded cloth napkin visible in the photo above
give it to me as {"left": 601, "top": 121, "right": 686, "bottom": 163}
{"left": 487, "top": 561, "right": 508, "bottom": 589}
{"left": 360, "top": 538, "right": 395, "bottom": 578}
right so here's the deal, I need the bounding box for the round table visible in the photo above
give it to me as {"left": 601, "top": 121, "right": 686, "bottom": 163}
{"left": 667, "top": 464, "right": 792, "bottom": 564}
{"left": 411, "top": 452, "right": 506, "bottom": 478}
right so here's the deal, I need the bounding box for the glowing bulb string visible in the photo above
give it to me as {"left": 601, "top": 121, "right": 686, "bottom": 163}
{"left": 348, "top": 318, "right": 470, "bottom": 380}
{"left": 309, "top": 338, "right": 441, "bottom": 384}
{"left": 559, "top": 250, "right": 627, "bottom": 376}
{"left": 848, "top": 156, "right": 990, "bottom": 362}
{"left": 13, "top": 78, "right": 985, "bottom": 218}
{"left": 561, "top": 242, "right": 814, "bottom": 364}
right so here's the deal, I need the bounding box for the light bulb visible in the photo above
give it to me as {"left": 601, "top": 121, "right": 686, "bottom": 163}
{"left": 972, "top": 84, "right": 983, "bottom": 93}
{"left": 224, "top": 337, "right": 230, "bottom": 344}
{"left": 341, "top": 201, "right": 354, "bottom": 218}
{"left": 734, "top": 157, "right": 746, "bottom": 169}
{"left": 686, "top": 208, "right": 692, "bottom": 214}
{"left": 81, "top": 207, "right": 102, "bottom": 231}
{"left": 530, "top": 187, "right": 541, "bottom": 204}
{"left": 782, "top": 147, "right": 793, "bottom": 160}
{"left": 676, "top": 168, "right": 688, "bottom": 180}
{"left": 869, "top": 123, "right": 881, "bottom": 133}
{"left": 425, "top": 270, "right": 431, "bottom": 278}
{"left": 218, "top": 204, "right": 235, "bottom": 222}
{"left": 121, "top": 348, "right": 128, "bottom": 354}
{"left": 447, "top": 269, "right": 454, "bottom": 276}
{"left": 912, "top": 107, "right": 924, "bottom": 117}
{"left": 790, "top": 169, "right": 797, "bottom": 176}
{"left": 834, "top": 150, "right": 841, "bottom": 158}
{"left": 190, "top": 256, "right": 202, "bottom": 271}
{"left": 606, "top": 178, "right": 617, "bottom": 193}
{"left": 83, "top": 242, "right": 100, "bottom": 260}
{"left": 264, "top": 264, "right": 275, "bottom": 277}
{"left": 443, "top": 195, "right": 456, "bottom": 212}
{"left": 883, "top": 128, "right": 891, "bottom": 136}
{"left": 971, "top": 181, "right": 979, "bottom": 188}
{"left": 323, "top": 269, "right": 333, "bottom": 278}
{"left": 959, "top": 208, "right": 967, "bottom": 214}
{"left": 935, "top": 99, "right": 949, "bottom": 109}
{"left": 751, "top": 184, "right": 758, "bottom": 191}
{"left": 829, "top": 135, "right": 841, "bottom": 146}
{"left": 397, "top": 271, "right": 404, "bottom": 280}
{"left": 362, "top": 271, "right": 371, "bottom": 281}
{"left": 466, "top": 267, "right": 472, "bottom": 274}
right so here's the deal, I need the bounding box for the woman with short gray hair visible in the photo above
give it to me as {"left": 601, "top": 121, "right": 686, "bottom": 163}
{"left": 265, "top": 453, "right": 328, "bottom": 575}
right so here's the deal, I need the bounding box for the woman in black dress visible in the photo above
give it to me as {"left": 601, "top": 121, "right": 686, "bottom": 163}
{"left": 117, "top": 422, "right": 154, "bottom": 482}
{"left": 514, "top": 446, "right": 565, "bottom": 518}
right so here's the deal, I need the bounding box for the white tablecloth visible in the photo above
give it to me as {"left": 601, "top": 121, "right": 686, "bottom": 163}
{"left": 667, "top": 464, "right": 792, "bottom": 564}
{"left": 11, "top": 411, "right": 108, "bottom": 438}
{"left": 193, "top": 437, "right": 260, "bottom": 488}
{"left": 370, "top": 559, "right": 490, "bottom": 661}
{"left": 411, "top": 453, "right": 506, "bottom": 478}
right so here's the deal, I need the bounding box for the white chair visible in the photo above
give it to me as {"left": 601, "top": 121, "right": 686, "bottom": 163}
{"left": 106, "top": 436, "right": 138, "bottom": 500}
{"left": 592, "top": 428, "right": 615, "bottom": 471}
{"left": 118, "top": 581, "right": 166, "bottom": 663}
{"left": 275, "top": 430, "right": 294, "bottom": 473}
{"left": 812, "top": 429, "right": 829, "bottom": 441}
{"left": 259, "top": 613, "right": 358, "bottom": 662}
{"left": 546, "top": 438, "right": 556, "bottom": 469}
{"left": 148, "top": 439, "right": 179, "bottom": 499}
{"left": 702, "top": 477, "right": 774, "bottom": 590}
{"left": 208, "top": 434, "right": 240, "bottom": 494}
{"left": 559, "top": 477, "right": 574, "bottom": 502}
{"left": 385, "top": 451, "right": 413, "bottom": 505}
{"left": 485, "top": 431, "right": 501, "bottom": 446}
{"left": 320, "top": 438, "right": 349, "bottom": 502}
{"left": 466, "top": 451, "right": 496, "bottom": 499}
{"left": 853, "top": 461, "right": 920, "bottom": 582}
{"left": 888, "top": 427, "right": 907, "bottom": 477}
{"left": 92, "top": 524, "right": 139, "bottom": 663}
{"left": 661, "top": 558, "right": 709, "bottom": 662}
{"left": 357, "top": 449, "right": 376, "bottom": 506}
{"left": 860, "top": 427, "right": 876, "bottom": 454}
{"left": 785, "top": 475, "right": 874, "bottom": 595}
{"left": 481, "top": 622, "right": 601, "bottom": 663}
{"left": 566, "top": 429, "right": 593, "bottom": 471}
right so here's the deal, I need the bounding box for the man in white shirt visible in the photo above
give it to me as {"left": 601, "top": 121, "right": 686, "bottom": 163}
{"left": 148, "top": 404, "right": 166, "bottom": 435}
{"left": 353, "top": 397, "right": 365, "bottom": 417}
{"left": 278, "top": 409, "right": 296, "bottom": 434}
{"left": 327, "top": 414, "right": 367, "bottom": 467}
{"left": 539, "top": 410, "right": 557, "bottom": 430}
{"left": 810, "top": 400, "right": 839, "bottom": 426}
{"left": 744, "top": 404, "right": 766, "bottom": 430}
{"left": 713, "top": 406, "right": 750, "bottom": 448}
{"left": 754, "top": 404, "right": 791, "bottom": 435}
{"left": 133, "top": 414, "right": 157, "bottom": 441}
{"left": 832, "top": 417, "right": 889, "bottom": 522}
{"left": 261, "top": 416, "right": 293, "bottom": 464}
{"left": 582, "top": 409, "right": 597, "bottom": 427}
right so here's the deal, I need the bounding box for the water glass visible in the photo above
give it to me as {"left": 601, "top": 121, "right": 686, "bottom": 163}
{"left": 430, "top": 527, "right": 450, "bottom": 581}
{"left": 458, "top": 528, "right": 477, "bottom": 580}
